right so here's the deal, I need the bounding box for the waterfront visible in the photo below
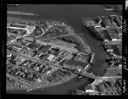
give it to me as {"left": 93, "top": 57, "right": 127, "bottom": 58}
{"left": 7, "top": 77, "right": 94, "bottom": 95}
{"left": 7, "top": 4, "right": 122, "bottom": 95}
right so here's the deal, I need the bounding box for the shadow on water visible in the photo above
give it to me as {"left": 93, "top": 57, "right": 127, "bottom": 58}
{"left": 84, "top": 27, "right": 99, "bottom": 41}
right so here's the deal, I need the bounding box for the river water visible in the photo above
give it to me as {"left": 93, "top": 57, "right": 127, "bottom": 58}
{"left": 7, "top": 4, "right": 122, "bottom": 95}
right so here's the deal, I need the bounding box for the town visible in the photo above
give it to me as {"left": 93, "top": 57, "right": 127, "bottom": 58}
{"left": 83, "top": 15, "right": 122, "bottom": 69}
{"left": 6, "top": 13, "right": 122, "bottom": 95}
{"left": 6, "top": 17, "right": 95, "bottom": 92}
{"left": 4, "top": 4, "right": 124, "bottom": 95}
{"left": 72, "top": 14, "right": 122, "bottom": 95}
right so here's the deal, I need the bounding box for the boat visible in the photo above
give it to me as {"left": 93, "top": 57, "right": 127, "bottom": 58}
{"left": 104, "top": 8, "right": 114, "bottom": 11}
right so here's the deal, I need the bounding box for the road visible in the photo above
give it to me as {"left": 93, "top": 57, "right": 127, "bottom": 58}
{"left": 7, "top": 4, "right": 122, "bottom": 95}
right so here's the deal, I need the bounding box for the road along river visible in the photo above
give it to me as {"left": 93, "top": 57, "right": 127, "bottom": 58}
{"left": 7, "top": 4, "right": 121, "bottom": 94}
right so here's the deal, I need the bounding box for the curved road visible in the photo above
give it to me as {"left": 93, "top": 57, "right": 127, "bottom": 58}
{"left": 7, "top": 4, "right": 122, "bottom": 95}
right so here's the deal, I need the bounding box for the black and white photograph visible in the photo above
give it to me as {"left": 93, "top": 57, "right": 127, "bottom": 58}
{"left": 0, "top": 1, "right": 127, "bottom": 96}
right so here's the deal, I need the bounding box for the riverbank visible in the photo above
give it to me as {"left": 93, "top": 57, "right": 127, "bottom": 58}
{"left": 7, "top": 4, "right": 122, "bottom": 95}
{"left": 7, "top": 77, "right": 94, "bottom": 95}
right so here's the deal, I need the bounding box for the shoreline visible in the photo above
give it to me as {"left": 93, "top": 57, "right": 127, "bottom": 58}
{"left": 7, "top": 77, "right": 94, "bottom": 94}
{"left": 6, "top": 4, "right": 122, "bottom": 94}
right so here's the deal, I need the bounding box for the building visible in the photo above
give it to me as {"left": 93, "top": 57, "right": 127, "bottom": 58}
{"left": 64, "top": 59, "right": 88, "bottom": 72}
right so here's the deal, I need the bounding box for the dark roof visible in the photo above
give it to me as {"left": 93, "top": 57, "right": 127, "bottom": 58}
{"left": 111, "top": 45, "right": 122, "bottom": 56}
{"left": 38, "top": 44, "right": 51, "bottom": 53}
{"left": 7, "top": 35, "right": 17, "bottom": 42}
{"left": 64, "top": 59, "right": 88, "bottom": 69}
{"left": 101, "top": 17, "right": 112, "bottom": 27}
{"left": 48, "top": 47, "right": 60, "bottom": 56}
{"left": 106, "top": 29, "right": 119, "bottom": 39}
{"left": 102, "top": 30, "right": 111, "bottom": 40}
{"left": 107, "top": 29, "right": 118, "bottom": 35}
{"left": 115, "top": 28, "right": 122, "bottom": 34}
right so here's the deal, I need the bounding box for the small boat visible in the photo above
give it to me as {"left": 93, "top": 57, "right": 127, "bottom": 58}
{"left": 104, "top": 8, "right": 114, "bottom": 11}
{"left": 77, "top": 75, "right": 83, "bottom": 78}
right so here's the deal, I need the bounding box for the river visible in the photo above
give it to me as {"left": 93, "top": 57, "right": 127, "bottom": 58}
{"left": 7, "top": 4, "right": 121, "bottom": 95}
